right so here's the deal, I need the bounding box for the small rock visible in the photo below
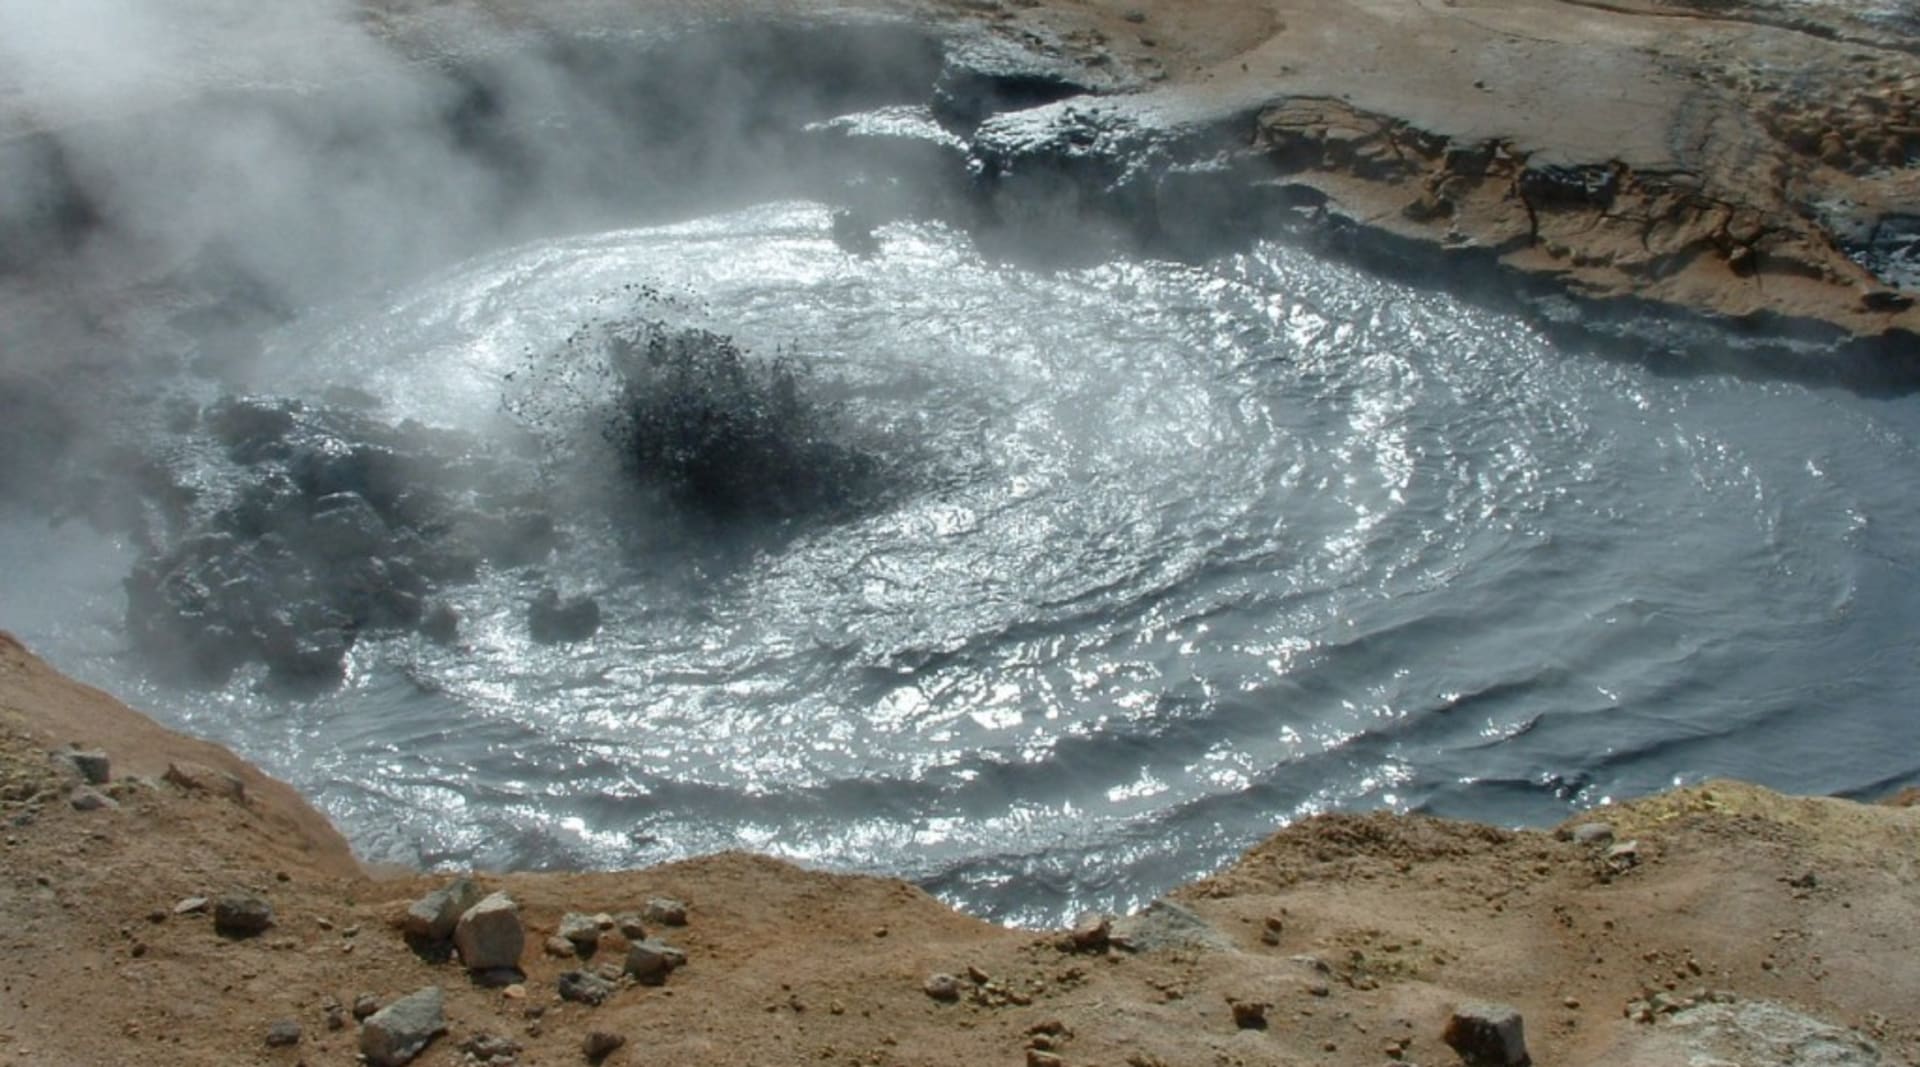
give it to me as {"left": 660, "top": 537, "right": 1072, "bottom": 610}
{"left": 403, "top": 877, "right": 484, "bottom": 941}
{"left": 352, "top": 993, "right": 382, "bottom": 1020}
{"left": 359, "top": 986, "right": 447, "bottom": 1067}
{"left": 174, "top": 896, "right": 209, "bottom": 916}
{"left": 1606, "top": 840, "right": 1641, "bottom": 869}
{"left": 1443, "top": 1001, "right": 1531, "bottom": 1067}
{"left": 1260, "top": 916, "right": 1284, "bottom": 946}
{"left": 558, "top": 969, "right": 616, "bottom": 1006}
{"left": 559, "top": 912, "right": 603, "bottom": 949}
{"left": 455, "top": 892, "right": 525, "bottom": 972}
{"left": 923, "top": 973, "right": 962, "bottom": 1001}
{"left": 1230, "top": 998, "right": 1269, "bottom": 1030}
{"left": 459, "top": 1032, "right": 522, "bottom": 1064}
{"left": 264, "top": 1019, "right": 302, "bottom": 1047}
{"left": 1026, "top": 1051, "right": 1064, "bottom": 1067}
{"left": 62, "top": 749, "right": 111, "bottom": 785}
{"left": 642, "top": 897, "right": 689, "bottom": 926}
{"left": 614, "top": 913, "right": 647, "bottom": 940}
{"left": 69, "top": 787, "right": 118, "bottom": 812}
{"left": 583, "top": 1030, "right": 626, "bottom": 1062}
{"left": 624, "top": 939, "right": 685, "bottom": 985}
{"left": 1070, "top": 912, "right": 1112, "bottom": 951}
{"left": 213, "top": 893, "right": 274, "bottom": 937}
{"left": 545, "top": 935, "right": 578, "bottom": 958}
{"left": 1570, "top": 822, "right": 1615, "bottom": 846}
{"left": 324, "top": 1003, "right": 346, "bottom": 1031}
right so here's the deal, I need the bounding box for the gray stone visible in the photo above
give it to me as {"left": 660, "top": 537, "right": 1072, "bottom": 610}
{"left": 558, "top": 969, "right": 616, "bottom": 1006}
{"left": 1443, "top": 1001, "right": 1531, "bottom": 1066}
{"left": 559, "top": 912, "right": 603, "bottom": 949}
{"left": 614, "top": 913, "right": 647, "bottom": 939}
{"left": 173, "top": 896, "right": 209, "bottom": 915}
{"left": 923, "top": 972, "right": 962, "bottom": 1001}
{"left": 1607, "top": 840, "right": 1642, "bottom": 868}
{"left": 68, "top": 786, "right": 118, "bottom": 811}
{"left": 352, "top": 993, "right": 381, "bottom": 1020}
{"left": 213, "top": 893, "right": 274, "bottom": 937}
{"left": 642, "top": 897, "right": 689, "bottom": 926}
{"left": 623, "top": 939, "right": 684, "bottom": 985}
{"left": 583, "top": 1030, "right": 626, "bottom": 1061}
{"left": 403, "top": 877, "right": 483, "bottom": 941}
{"left": 454, "top": 892, "right": 524, "bottom": 972}
{"left": 264, "top": 1019, "right": 301, "bottom": 1047}
{"left": 544, "top": 934, "right": 577, "bottom": 958}
{"left": 358, "top": 986, "right": 447, "bottom": 1067}
{"left": 1570, "top": 822, "right": 1615, "bottom": 846}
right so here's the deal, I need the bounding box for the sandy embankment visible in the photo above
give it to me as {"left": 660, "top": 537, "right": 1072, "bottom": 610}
{"left": 2, "top": 631, "right": 1915, "bottom": 1067}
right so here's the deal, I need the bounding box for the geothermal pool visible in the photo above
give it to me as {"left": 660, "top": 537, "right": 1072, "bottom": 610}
{"left": 6, "top": 200, "right": 1919, "bottom": 925}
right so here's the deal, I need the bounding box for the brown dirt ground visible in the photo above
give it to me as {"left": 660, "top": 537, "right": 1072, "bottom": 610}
{"left": 3, "top": 630, "right": 1916, "bottom": 1067}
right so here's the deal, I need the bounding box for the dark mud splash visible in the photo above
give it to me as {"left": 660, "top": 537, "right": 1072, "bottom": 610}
{"left": 516, "top": 299, "right": 895, "bottom": 525}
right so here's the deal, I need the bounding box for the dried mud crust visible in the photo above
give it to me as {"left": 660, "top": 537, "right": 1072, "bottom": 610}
{"left": 944, "top": 0, "right": 1920, "bottom": 348}
{"left": 2, "top": 631, "right": 1917, "bottom": 1066}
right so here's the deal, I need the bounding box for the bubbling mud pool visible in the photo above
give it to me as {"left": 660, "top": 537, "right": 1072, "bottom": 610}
{"left": 9, "top": 201, "right": 1920, "bottom": 925}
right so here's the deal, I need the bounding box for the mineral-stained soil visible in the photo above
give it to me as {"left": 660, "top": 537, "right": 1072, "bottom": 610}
{"left": 2, "top": 629, "right": 1915, "bottom": 1067}
{"left": 934, "top": 0, "right": 1920, "bottom": 347}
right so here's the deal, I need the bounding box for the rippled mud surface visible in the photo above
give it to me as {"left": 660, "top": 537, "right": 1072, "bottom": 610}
{"left": 10, "top": 202, "right": 1920, "bottom": 924}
